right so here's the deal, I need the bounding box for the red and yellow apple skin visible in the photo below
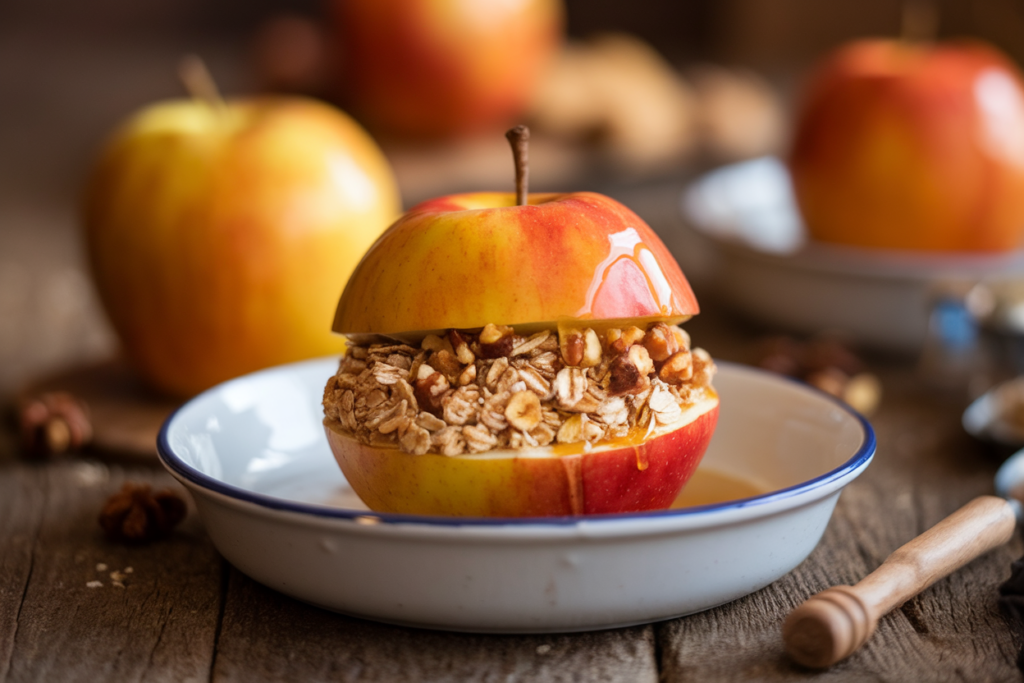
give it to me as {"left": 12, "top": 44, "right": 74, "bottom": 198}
{"left": 83, "top": 97, "right": 401, "bottom": 398}
{"left": 790, "top": 39, "right": 1024, "bottom": 252}
{"left": 329, "top": 0, "right": 563, "bottom": 139}
{"left": 333, "top": 191, "right": 698, "bottom": 337}
{"left": 326, "top": 399, "right": 718, "bottom": 517}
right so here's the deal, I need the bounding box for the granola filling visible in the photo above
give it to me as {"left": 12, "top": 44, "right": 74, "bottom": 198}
{"left": 323, "top": 322, "right": 717, "bottom": 457}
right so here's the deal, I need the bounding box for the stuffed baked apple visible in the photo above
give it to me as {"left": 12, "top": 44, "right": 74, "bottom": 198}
{"left": 323, "top": 128, "right": 718, "bottom": 517}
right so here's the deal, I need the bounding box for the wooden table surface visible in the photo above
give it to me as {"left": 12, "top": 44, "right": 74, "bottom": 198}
{"left": 2, "top": 297, "right": 1022, "bottom": 683}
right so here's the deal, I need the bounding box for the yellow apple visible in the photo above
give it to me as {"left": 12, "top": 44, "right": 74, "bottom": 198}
{"left": 329, "top": 0, "right": 564, "bottom": 139}
{"left": 325, "top": 188, "right": 718, "bottom": 517}
{"left": 790, "top": 39, "right": 1024, "bottom": 252}
{"left": 83, "top": 96, "right": 401, "bottom": 398}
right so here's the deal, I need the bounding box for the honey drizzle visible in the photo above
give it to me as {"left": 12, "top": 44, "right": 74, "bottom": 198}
{"left": 561, "top": 456, "right": 585, "bottom": 515}
{"left": 577, "top": 227, "right": 678, "bottom": 318}
{"left": 634, "top": 444, "right": 649, "bottom": 471}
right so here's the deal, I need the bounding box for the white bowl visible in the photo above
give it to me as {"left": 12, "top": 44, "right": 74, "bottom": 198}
{"left": 678, "top": 157, "right": 1024, "bottom": 353}
{"left": 157, "top": 357, "right": 875, "bottom": 633}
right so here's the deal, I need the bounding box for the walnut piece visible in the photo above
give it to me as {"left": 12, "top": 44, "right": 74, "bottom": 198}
{"left": 479, "top": 323, "right": 515, "bottom": 358}
{"left": 99, "top": 482, "right": 187, "bottom": 544}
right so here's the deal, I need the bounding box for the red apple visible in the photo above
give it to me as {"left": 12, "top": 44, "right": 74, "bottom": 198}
{"left": 325, "top": 397, "right": 718, "bottom": 516}
{"left": 790, "top": 39, "right": 1024, "bottom": 252}
{"left": 324, "top": 184, "right": 719, "bottom": 517}
{"left": 329, "top": 0, "right": 564, "bottom": 139}
{"left": 83, "top": 96, "right": 402, "bottom": 398}
{"left": 333, "top": 191, "right": 699, "bottom": 337}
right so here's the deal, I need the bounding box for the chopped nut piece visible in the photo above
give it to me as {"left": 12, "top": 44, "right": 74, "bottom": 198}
{"left": 429, "top": 349, "right": 462, "bottom": 381}
{"left": 421, "top": 334, "right": 452, "bottom": 353}
{"left": 659, "top": 350, "right": 693, "bottom": 385}
{"left": 605, "top": 328, "right": 624, "bottom": 354}
{"left": 506, "top": 391, "right": 542, "bottom": 431}
{"left": 560, "top": 329, "right": 585, "bottom": 366}
{"left": 480, "top": 323, "right": 512, "bottom": 344}
{"left": 580, "top": 329, "right": 603, "bottom": 367}
{"left": 479, "top": 324, "right": 515, "bottom": 358}
{"left": 671, "top": 326, "right": 690, "bottom": 351}
{"left": 609, "top": 352, "right": 646, "bottom": 396}
{"left": 628, "top": 344, "right": 655, "bottom": 377}
{"left": 643, "top": 323, "right": 679, "bottom": 362}
{"left": 622, "top": 326, "right": 646, "bottom": 347}
{"left": 448, "top": 330, "right": 476, "bottom": 365}
{"left": 99, "top": 482, "right": 186, "bottom": 544}
{"left": 458, "top": 363, "right": 477, "bottom": 386}
{"left": 414, "top": 373, "right": 448, "bottom": 415}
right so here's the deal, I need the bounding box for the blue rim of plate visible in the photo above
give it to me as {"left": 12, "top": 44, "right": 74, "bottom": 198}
{"left": 156, "top": 359, "right": 877, "bottom": 527}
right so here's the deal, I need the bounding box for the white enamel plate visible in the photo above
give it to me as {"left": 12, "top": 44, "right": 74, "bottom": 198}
{"left": 157, "top": 358, "right": 875, "bottom": 633}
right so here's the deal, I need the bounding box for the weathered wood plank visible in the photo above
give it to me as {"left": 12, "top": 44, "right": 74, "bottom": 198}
{"left": 657, "top": 366, "right": 1022, "bottom": 682}
{"left": 0, "top": 464, "right": 45, "bottom": 683}
{"left": 211, "top": 569, "right": 659, "bottom": 683}
{"left": 1, "top": 460, "right": 223, "bottom": 683}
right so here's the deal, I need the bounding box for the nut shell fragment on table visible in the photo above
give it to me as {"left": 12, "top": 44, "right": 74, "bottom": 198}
{"left": 99, "top": 482, "right": 187, "bottom": 543}
{"left": 755, "top": 335, "right": 882, "bottom": 416}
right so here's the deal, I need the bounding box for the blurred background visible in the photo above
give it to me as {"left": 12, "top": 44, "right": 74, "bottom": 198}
{"left": 6, "top": 0, "right": 1024, "bottom": 403}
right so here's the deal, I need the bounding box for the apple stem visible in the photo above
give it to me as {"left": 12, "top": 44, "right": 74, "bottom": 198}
{"left": 901, "top": 0, "right": 937, "bottom": 42}
{"left": 505, "top": 125, "right": 530, "bottom": 206}
{"left": 178, "top": 54, "right": 226, "bottom": 113}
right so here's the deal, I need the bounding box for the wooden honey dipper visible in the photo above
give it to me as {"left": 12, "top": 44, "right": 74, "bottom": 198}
{"left": 783, "top": 494, "right": 1018, "bottom": 668}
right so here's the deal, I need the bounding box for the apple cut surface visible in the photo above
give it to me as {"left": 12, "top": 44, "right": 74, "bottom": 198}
{"left": 333, "top": 191, "right": 698, "bottom": 337}
{"left": 325, "top": 396, "right": 718, "bottom": 517}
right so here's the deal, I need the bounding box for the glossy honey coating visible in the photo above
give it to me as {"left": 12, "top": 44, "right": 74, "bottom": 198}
{"left": 332, "top": 191, "right": 698, "bottom": 337}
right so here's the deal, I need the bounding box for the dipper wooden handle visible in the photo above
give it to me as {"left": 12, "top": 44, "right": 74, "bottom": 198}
{"left": 783, "top": 495, "right": 1016, "bottom": 668}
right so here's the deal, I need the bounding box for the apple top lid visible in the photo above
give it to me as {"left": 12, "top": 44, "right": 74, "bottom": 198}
{"left": 332, "top": 191, "right": 699, "bottom": 340}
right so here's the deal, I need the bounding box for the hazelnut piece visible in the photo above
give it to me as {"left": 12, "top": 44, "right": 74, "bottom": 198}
{"left": 505, "top": 391, "right": 542, "bottom": 432}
